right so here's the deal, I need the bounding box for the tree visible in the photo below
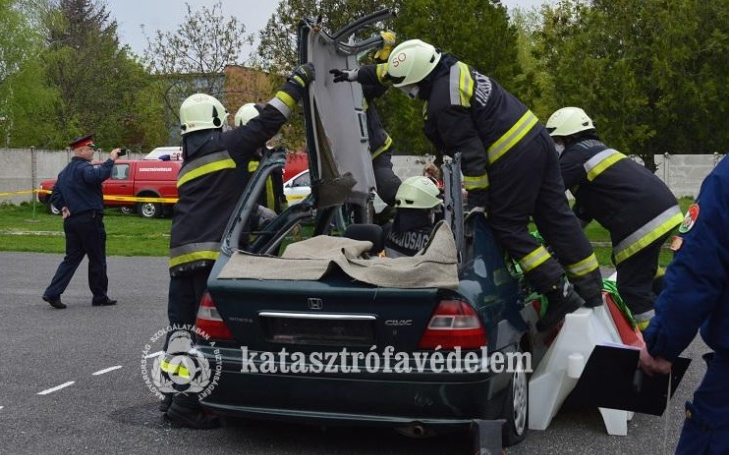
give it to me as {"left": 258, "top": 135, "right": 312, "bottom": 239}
{"left": 144, "top": 1, "right": 253, "bottom": 143}
{"left": 40, "top": 0, "right": 164, "bottom": 150}
{"left": 255, "top": 0, "right": 520, "bottom": 156}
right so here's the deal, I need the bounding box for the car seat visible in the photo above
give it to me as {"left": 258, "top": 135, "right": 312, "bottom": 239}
{"left": 343, "top": 224, "right": 385, "bottom": 257}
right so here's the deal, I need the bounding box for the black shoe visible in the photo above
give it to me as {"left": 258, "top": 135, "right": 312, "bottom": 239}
{"left": 92, "top": 297, "right": 117, "bottom": 306}
{"left": 43, "top": 295, "right": 67, "bottom": 309}
{"left": 537, "top": 282, "right": 585, "bottom": 332}
{"left": 159, "top": 394, "right": 173, "bottom": 412}
{"left": 166, "top": 401, "right": 220, "bottom": 429}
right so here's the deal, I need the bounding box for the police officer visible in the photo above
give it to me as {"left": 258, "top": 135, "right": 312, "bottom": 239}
{"left": 639, "top": 156, "right": 729, "bottom": 455}
{"left": 384, "top": 176, "right": 441, "bottom": 258}
{"left": 42, "top": 134, "right": 122, "bottom": 309}
{"left": 332, "top": 40, "right": 603, "bottom": 331}
{"left": 546, "top": 107, "right": 683, "bottom": 329}
{"left": 331, "top": 31, "right": 402, "bottom": 207}
{"left": 234, "top": 103, "right": 287, "bottom": 214}
{"left": 163, "top": 63, "right": 315, "bottom": 428}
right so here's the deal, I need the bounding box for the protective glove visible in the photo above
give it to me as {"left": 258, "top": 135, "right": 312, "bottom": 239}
{"left": 329, "top": 68, "right": 359, "bottom": 83}
{"left": 256, "top": 205, "right": 277, "bottom": 225}
{"left": 374, "top": 30, "right": 396, "bottom": 62}
{"left": 289, "top": 62, "right": 316, "bottom": 90}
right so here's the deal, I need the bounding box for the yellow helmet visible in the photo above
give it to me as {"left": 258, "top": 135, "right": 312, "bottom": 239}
{"left": 546, "top": 107, "right": 595, "bottom": 137}
{"left": 179, "top": 93, "right": 228, "bottom": 135}
{"left": 234, "top": 103, "right": 261, "bottom": 127}
{"left": 396, "top": 176, "right": 442, "bottom": 209}
{"left": 387, "top": 39, "right": 441, "bottom": 88}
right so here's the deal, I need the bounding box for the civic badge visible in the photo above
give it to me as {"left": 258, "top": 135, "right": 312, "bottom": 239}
{"left": 679, "top": 204, "right": 700, "bottom": 234}
{"left": 307, "top": 298, "right": 323, "bottom": 310}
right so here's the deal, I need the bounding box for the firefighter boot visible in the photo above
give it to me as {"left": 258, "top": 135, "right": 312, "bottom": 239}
{"left": 165, "top": 395, "right": 220, "bottom": 429}
{"left": 572, "top": 270, "right": 604, "bottom": 308}
{"left": 537, "top": 279, "right": 585, "bottom": 332}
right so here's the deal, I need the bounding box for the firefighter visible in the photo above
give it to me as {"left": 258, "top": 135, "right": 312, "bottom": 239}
{"left": 234, "top": 103, "right": 287, "bottom": 214}
{"left": 162, "top": 63, "right": 315, "bottom": 428}
{"left": 331, "top": 40, "right": 603, "bottom": 331}
{"left": 384, "top": 176, "right": 442, "bottom": 258}
{"left": 639, "top": 156, "right": 729, "bottom": 455}
{"left": 330, "top": 31, "right": 402, "bottom": 207}
{"left": 546, "top": 107, "right": 683, "bottom": 329}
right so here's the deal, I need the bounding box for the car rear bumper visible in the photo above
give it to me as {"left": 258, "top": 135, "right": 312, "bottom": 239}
{"left": 198, "top": 347, "right": 511, "bottom": 428}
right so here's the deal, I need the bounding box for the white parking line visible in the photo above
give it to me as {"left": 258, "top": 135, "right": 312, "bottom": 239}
{"left": 92, "top": 365, "right": 122, "bottom": 376}
{"left": 37, "top": 381, "right": 75, "bottom": 395}
{"left": 144, "top": 350, "right": 164, "bottom": 359}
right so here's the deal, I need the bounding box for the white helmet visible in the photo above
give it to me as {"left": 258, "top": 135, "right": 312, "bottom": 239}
{"left": 395, "top": 176, "right": 442, "bottom": 209}
{"left": 387, "top": 39, "right": 441, "bottom": 88}
{"left": 180, "top": 93, "right": 229, "bottom": 135}
{"left": 546, "top": 107, "right": 595, "bottom": 137}
{"left": 234, "top": 103, "right": 261, "bottom": 127}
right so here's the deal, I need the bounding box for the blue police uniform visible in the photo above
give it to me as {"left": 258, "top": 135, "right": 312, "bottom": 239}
{"left": 43, "top": 153, "right": 115, "bottom": 306}
{"left": 643, "top": 156, "right": 729, "bottom": 454}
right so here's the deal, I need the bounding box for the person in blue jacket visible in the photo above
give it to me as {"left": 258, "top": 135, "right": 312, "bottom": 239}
{"left": 42, "top": 134, "right": 123, "bottom": 309}
{"left": 640, "top": 156, "right": 729, "bottom": 455}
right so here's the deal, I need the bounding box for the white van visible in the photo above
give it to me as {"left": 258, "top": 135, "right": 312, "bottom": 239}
{"left": 145, "top": 146, "right": 182, "bottom": 161}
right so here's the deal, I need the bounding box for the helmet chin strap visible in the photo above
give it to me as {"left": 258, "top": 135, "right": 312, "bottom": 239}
{"left": 397, "top": 84, "right": 420, "bottom": 99}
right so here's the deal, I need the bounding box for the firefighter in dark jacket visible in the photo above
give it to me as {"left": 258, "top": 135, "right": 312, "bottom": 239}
{"left": 162, "top": 63, "right": 315, "bottom": 429}
{"left": 384, "top": 176, "right": 441, "bottom": 258}
{"left": 546, "top": 107, "right": 683, "bottom": 330}
{"left": 639, "top": 156, "right": 729, "bottom": 455}
{"left": 234, "top": 103, "right": 288, "bottom": 214}
{"left": 331, "top": 39, "right": 603, "bottom": 331}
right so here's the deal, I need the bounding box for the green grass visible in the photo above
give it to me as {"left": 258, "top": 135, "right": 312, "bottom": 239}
{"left": 0, "top": 202, "right": 172, "bottom": 256}
{"left": 0, "top": 197, "right": 694, "bottom": 266}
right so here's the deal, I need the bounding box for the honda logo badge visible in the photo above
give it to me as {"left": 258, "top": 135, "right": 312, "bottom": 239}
{"left": 307, "top": 298, "right": 323, "bottom": 310}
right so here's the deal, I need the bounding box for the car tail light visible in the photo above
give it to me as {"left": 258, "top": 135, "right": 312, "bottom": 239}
{"left": 196, "top": 292, "right": 234, "bottom": 341}
{"left": 418, "top": 299, "right": 487, "bottom": 350}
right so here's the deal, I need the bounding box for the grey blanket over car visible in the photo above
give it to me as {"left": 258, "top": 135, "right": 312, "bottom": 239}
{"left": 217, "top": 221, "right": 459, "bottom": 289}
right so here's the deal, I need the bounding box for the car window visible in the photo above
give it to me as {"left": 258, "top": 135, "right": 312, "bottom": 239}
{"left": 111, "top": 164, "right": 130, "bottom": 180}
{"left": 293, "top": 172, "right": 310, "bottom": 187}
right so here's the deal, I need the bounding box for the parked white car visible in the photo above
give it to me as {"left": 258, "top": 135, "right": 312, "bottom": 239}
{"left": 283, "top": 169, "right": 387, "bottom": 212}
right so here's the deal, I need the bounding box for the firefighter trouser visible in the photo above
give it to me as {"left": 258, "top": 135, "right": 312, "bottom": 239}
{"left": 372, "top": 151, "right": 402, "bottom": 207}
{"left": 675, "top": 352, "right": 729, "bottom": 455}
{"left": 487, "top": 129, "right": 601, "bottom": 296}
{"left": 614, "top": 232, "right": 670, "bottom": 318}
{"left": 167, "top": 266, "right": 212, "bottom": 328}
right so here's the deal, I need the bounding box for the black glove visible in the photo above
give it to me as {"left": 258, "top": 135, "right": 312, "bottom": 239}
{"left": 289, "top": 62, "right": 316, "bottom": 89}
{"left": 329, "top": 68, "right": 358, "bottom": 83}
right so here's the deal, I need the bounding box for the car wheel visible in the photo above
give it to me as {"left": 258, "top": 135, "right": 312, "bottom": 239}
{"left": 138, "top": 202, "right": 161, "bottom": 218}
{"left": 119, "top": 206, "right": 135, "bottom": 215}
{"left": 502, "top": 351, "right": 529, "bottom": 447}
{"left": 47, "top": 203, "right": 61, "bottom": 215}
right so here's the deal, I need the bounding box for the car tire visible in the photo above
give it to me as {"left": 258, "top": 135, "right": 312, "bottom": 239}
{"left": 501, "top": 350, "right": 529, "bottom": 447}
{"left": 138, "top": 202, "right": 161, "bottom": 218}
{"left": 47, "top": 203, "right": 61, "bottom": 216}
{"left": 119, "top": 206, "right": 135, "bottom": 215}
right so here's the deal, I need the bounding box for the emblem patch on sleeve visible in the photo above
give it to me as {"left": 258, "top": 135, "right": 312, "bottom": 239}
{"left": 678, "top": 203, "right": 700, "bottom": 234}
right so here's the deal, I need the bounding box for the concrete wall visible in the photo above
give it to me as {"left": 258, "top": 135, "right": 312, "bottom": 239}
{"left": 0, "top": 147, "right": 723, "bottom": 205}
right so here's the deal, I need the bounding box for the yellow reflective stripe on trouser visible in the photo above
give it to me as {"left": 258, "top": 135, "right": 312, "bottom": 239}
{"left": 565, "top": 253, "right": 599, "bottom": 278}
{"left": 614, "top": 206, "right": 684, "bottom": 264}
{"left": 371, "top": 135, "right": 393, "bottom": 160}
{"left": 487, "top": 110, "right": 539, "bottom": 164}
{"left": 177, "top": 151, "right": 236, "bottom": 188}
{"left": 161, "top": 359, "right": 190, "bottom": 379}
{"left": 449, "top": 62, "right": 474, "bottom": 107}
{"left": 518, "top": 246, "right": 551, "bottom": 273}
{"left": 463, "top": 173, "right": 489, "bottom": 191}
{"left": 584, "top": 149, "right": 626, "bottom": 181}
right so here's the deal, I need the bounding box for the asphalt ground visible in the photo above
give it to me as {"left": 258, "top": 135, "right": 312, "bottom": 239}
{"left": 0, "top": 253, "right": 705, "bottom": 455}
